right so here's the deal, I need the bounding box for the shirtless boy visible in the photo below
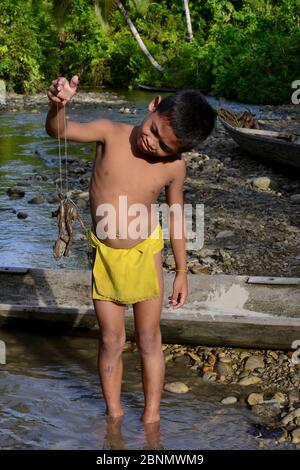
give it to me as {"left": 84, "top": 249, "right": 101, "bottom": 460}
{"left": 46, "top": 76, "right": 215, "bottom": 424}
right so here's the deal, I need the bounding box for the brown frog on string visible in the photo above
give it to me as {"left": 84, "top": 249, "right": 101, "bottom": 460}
{"left": 51, "top": 100, "right": 91, "bottom": 263}
{"left": 52, "top": 193, "right": 86, "bottom": 260}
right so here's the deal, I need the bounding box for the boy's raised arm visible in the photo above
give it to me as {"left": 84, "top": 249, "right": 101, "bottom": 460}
{"left": 45, "top": 76, "right": 112, "bottom": 143}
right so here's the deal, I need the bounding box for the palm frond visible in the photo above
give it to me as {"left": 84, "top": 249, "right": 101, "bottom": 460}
{"left": 52, "top": 0, "right": 73, "bottom": 30}
{"left": 129, "top": 0, "right": 151, "bottom": 16}
{"left": 94, "top": 3, "right": 110, "bottom": 32}
{"left": 95, "top": 0, "right": 118, "bottom": 23}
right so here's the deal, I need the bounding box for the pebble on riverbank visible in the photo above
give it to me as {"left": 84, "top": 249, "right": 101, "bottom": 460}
{"left": 164, "top": 382, "right": 190, "bottom": 394}
{"left": 7, "top": 188, "right": 25, "bottom": 199}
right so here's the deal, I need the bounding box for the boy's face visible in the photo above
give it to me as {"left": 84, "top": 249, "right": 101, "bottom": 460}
{"left": 137, "top": 96, "right": 183, "bottom": 158}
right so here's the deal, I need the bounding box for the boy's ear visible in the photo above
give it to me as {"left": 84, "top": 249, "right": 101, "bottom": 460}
{"left": 148, "top": 95, "right": 162, "bottom": 112}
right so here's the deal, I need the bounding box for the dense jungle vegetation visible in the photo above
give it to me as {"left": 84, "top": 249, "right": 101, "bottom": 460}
{"left": 0, "top": 0, "right": 299, "bottom": 104}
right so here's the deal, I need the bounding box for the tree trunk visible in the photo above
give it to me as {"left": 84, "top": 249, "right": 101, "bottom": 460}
{"left": 183, "top": 0, "right": 193, "bottom": 42}
{"left": 116, "top": 0, "right": 163, "bottom": 72}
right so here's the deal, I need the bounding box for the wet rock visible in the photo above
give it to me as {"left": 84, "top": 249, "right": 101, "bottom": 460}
{"left": 248, "top": 423, "right": 285, "bottom": 440}
{"left": 190, "top": 264, "right": 210, "bottom": 274}
{"left": 290, "top": 194, "right": 300, "bottom": 204}
{"left": 17, "top": 212, "right": 28, "bottom": 220}
{"left": 251, "top": 402, "right": 281, "bottom": 419}
{"left": 247, "top": 392, "right": 264, "bottom": 406}
{"left": 187, "top": 352, "right": 201, "bottom": 363}
{"left": 218, "top": 355, "right": 232, "bottom": 364}
{"left": 202, "top": 371, "right": 217, "bottom": 383}
{"left": 288, "top": 391, "right": 300, "bottom": 404}
{"left": 192, "top": 152, "right": 210, "bottom": 162}
{"left": 207, "top": 354, "right": 217, "bottom": 366}
{"left": 219, "top": 249, "right": 232, "bottom": 264}
{"left": 119, "top": 106, "right": 130, "bottom": 114}
{"left": 123, "top": 342, "right": 134, "bottom": 352}
{"left": 240, "top": 351, "right": 251, "bottom": 361}
{"left": 34, "top": 173, "right": 48, "bottom": 181}
{"left": 202, "top": 364, "right": 214, "bottom": 373}
{"left": 250, "top": 176, "right": 271, "bottom": 191}
{"left": 244, "top": 355, "right": 265, "bottom": 371}
{"left": 281, "top": 410, "right": 298, "bottom": 426}
{"left": 291, "top": 428, "right": 300, "bottom": 444}
{"left": 47, "top": 194, "right": 60, "bottom": 204}
{"left": 198, "top": 248, "right": 218, "bottom": 259}
{"left": 216, "top": 230, "right": 234, "bottom": 240}
{"left": 272, "top": 392, "right": 287, "bottom": 404}
{"left": 164, "top": 254, "right": 175, "bottom": 270}
{"left": 164, "top": 354, "right": 173, "bottom": 363}
{"left": 75, "top": 198, "right": 87, "bottom": 209}
{"left": 173, "top": 354, "right": 190, "bottom": 366}
{"left": 199, "top": 256, "right": 215, "bottom": 265}
{"left": 70, "top": 167, "right": 86, "bottom": 175}
{"left": 268, "top": 351, "right": 279, "bottom": 360}
{"left": 200, "top": 158, "right": 223, "bottom": 174}
{"left": 216, "top": 362, "right": 234, "bottom": 377}
{"left": 164, "top": 382, "right": 189, "bottom": 394}
{"left": 77, "top": 191, "right": 89, "bottom": 200}
{"left": 238, "top": 375, "right": 261, "bottom": 386}
{"left": 28, "top": 194, "right": 45, "bottom": 204}
{"left": 277, "top": 429, "right": 289, "bottom": 443}
{"left": 221, "top": 396, "right": 238, "bottom": 405}
{"left": 7, "top": 187, "right": 25, "bottom": 199}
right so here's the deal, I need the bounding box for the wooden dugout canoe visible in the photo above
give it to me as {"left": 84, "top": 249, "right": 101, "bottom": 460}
{"left": 0, "top": 267, "right": 299, "bottom": 350}
{"left": 219, "top": 116, "right": 300, "bottom": 170}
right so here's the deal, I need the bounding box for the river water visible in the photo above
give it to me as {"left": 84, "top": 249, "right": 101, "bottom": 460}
{"left": 0, "top": 329, "right": 293, "bottom": 450}
{"left": 0, "top": 90, "right": 296, "bottom": 449}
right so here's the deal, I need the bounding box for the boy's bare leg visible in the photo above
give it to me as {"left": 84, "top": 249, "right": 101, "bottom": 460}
{"left": 94, "top": 299, "right": 126, "bottom": 418}
{"left": 133, "top": 251, "right": 165, "bottom": 424}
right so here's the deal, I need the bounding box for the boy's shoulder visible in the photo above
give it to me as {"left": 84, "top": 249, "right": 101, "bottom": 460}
{"left": 104, "top": 119, "right": 133, "bottom": 135}
{"left": 166, "top": 154, "right": 186, "bottom": 182}
{"left": 168, "top": 154, "right": 186, "bottom": 168}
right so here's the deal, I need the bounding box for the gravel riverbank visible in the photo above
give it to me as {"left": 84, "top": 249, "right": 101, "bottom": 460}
{"left": 157, "top": 341, "right": 300, "bottom": 446}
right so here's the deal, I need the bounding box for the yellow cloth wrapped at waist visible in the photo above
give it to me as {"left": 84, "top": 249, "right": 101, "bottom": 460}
{"left": 90, "top": 223, "right": 164, "bottom": 304}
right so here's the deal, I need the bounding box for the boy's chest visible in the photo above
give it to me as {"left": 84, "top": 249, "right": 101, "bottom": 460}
{"left": 95, "top": 145, "right": 172, "bottom": 195}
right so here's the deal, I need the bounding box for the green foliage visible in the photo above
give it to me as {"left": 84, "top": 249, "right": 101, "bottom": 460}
{"left": 0, "top": 0, "right": 45, "bottom": 92}
{"left": 108, "top": 30, "right": 148, "bottom": 87}
{"left": 194, "top": 4, "right": 300, "bottom": 104}
{"left": 59, "top": 0, "right": 111, "bottom": 88}
{"left": 0, "top": 0, "right": 299, "bottom": 104}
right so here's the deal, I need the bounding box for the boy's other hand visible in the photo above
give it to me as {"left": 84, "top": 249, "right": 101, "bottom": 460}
{"left": 47, "top": 75, "right": 79, "bottom": 107}
{"left": 168, "top": 273, "right": 188, "bottom": 309}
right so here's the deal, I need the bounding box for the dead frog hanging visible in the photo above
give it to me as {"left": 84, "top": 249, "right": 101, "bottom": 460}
{"left": 52, "top": 193, "right": 85, "bottom": 260}
{"left": 52, "top": 103, "right": 87, "bottom": 261}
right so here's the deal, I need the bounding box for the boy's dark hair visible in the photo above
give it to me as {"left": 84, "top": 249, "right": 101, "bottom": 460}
{"left": 156, "top": 89, "right": 216, "bottom": 150}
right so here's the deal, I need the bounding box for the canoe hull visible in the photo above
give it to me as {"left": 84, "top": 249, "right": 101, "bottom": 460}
{"left": 219, "top": 117, "right": 300, "bottom": 170}
{"left": 0, "top": 267, "right": 300, "bottom": 349}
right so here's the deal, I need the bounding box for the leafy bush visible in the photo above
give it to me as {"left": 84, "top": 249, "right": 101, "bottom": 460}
{"left": 0, "top": 0, "right": 299, "bottom": 104}
{"left": 59, "top": 0, "right": 111, "bottom": 88}
{"left": 0, "top": 0, "right": 44, "bottom": 92}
